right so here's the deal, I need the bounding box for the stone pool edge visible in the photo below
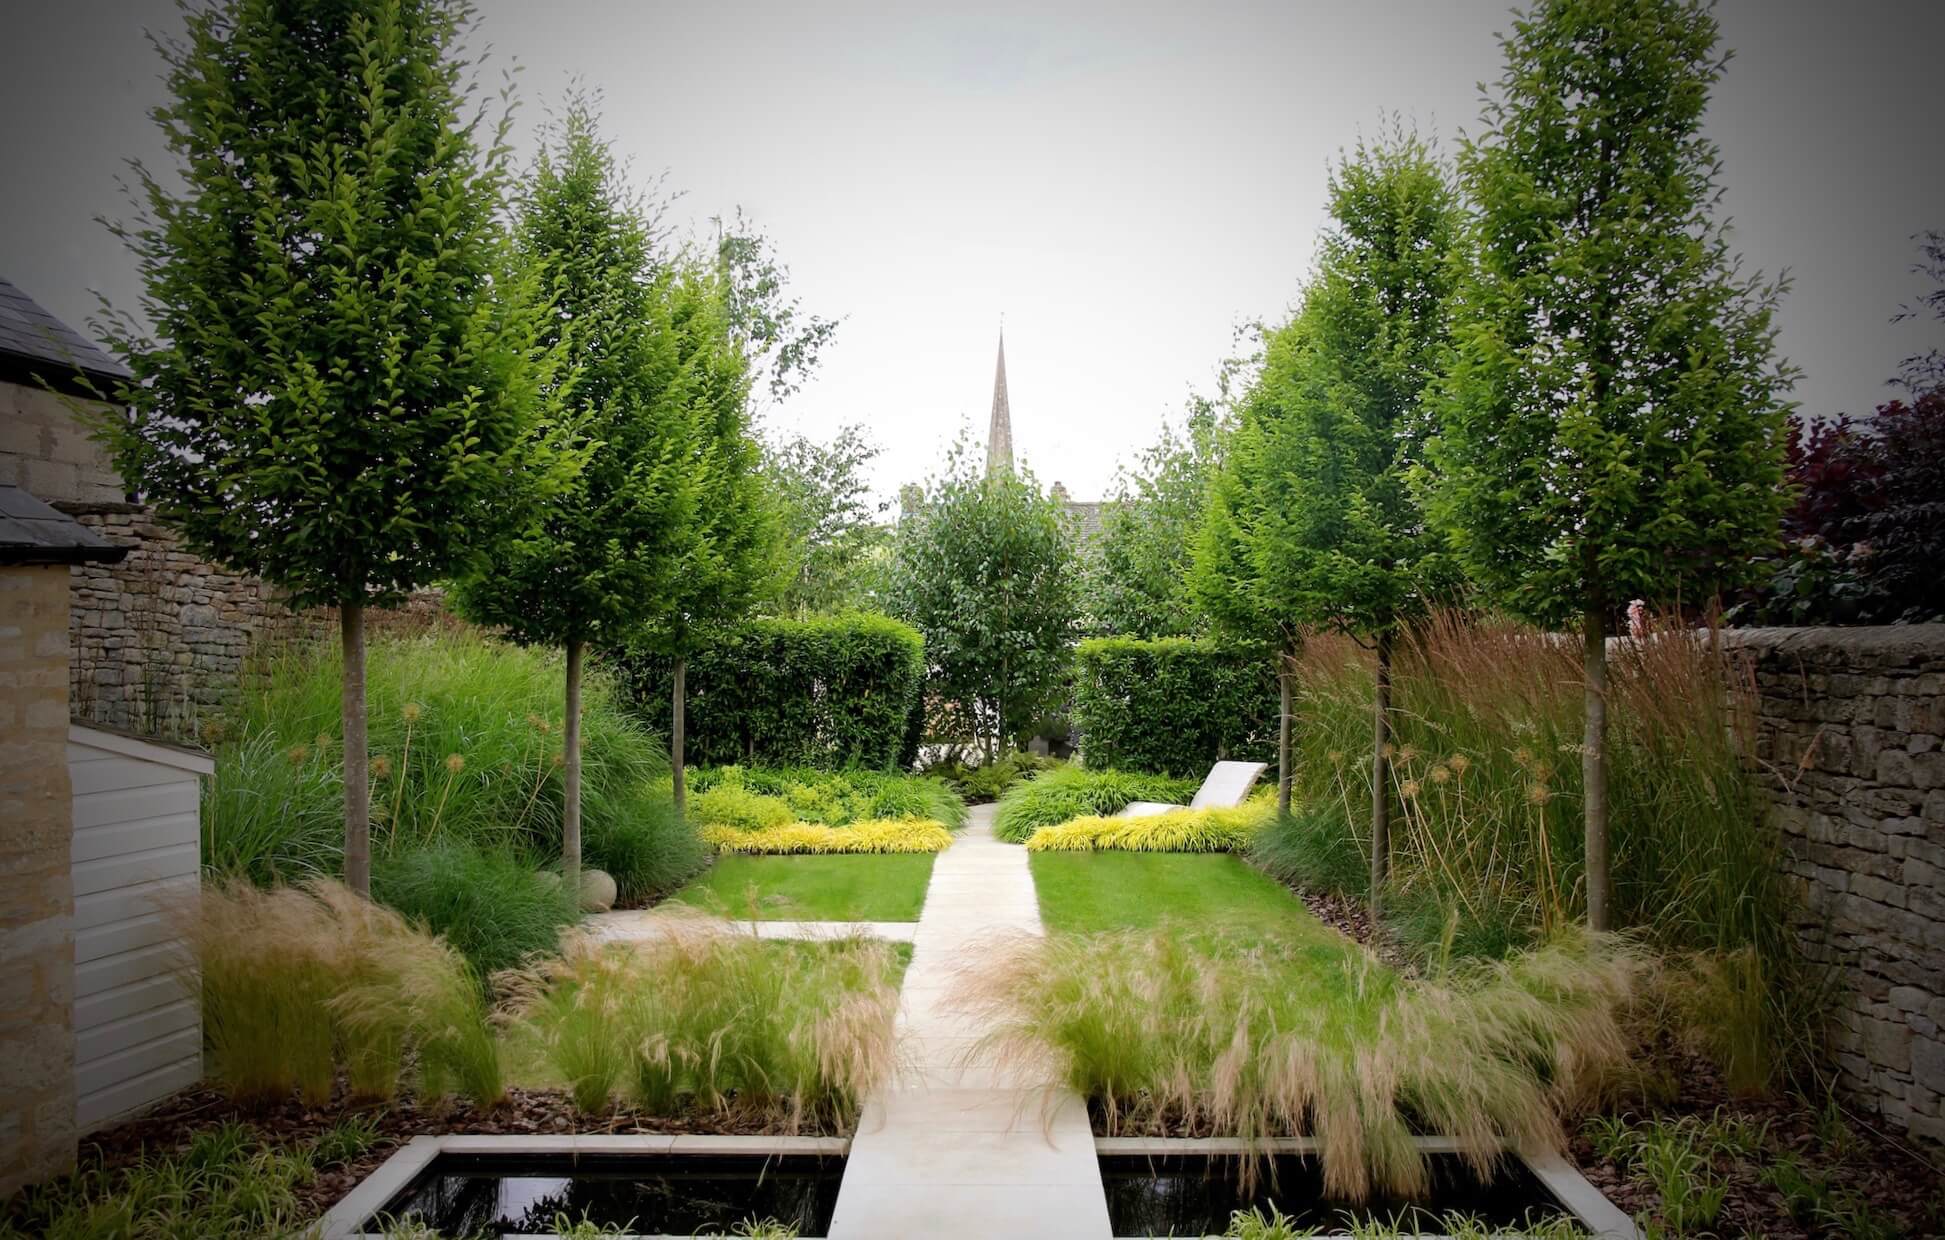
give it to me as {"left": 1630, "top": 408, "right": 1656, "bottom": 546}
{"left": 314, "top": 1133, "right": 851, "bottom": 1240}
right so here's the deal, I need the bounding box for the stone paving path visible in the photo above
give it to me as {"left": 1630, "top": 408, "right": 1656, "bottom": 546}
{"left": 827, "top": 804, "right": 1112, "bottom": 1239}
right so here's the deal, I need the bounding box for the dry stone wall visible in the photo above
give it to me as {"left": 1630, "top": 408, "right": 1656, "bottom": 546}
{"left": 58, "top": 502, "right": 454, "bottom": 739}
{"left": 1724, "top": 625, "right": 1945, "bottom": 1143}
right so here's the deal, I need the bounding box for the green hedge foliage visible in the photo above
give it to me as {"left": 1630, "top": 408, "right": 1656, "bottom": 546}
{"left": 617, "top": 614, "right": 925, "bottom": 770}
{"left": 1071, "top": 637, "right": 1278, "bottom": 777}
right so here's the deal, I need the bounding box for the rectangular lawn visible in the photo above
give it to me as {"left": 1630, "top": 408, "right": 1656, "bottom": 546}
{"left": 1029, "top": 851, "right": 1334, "bottom": 945}
{"left": 673, "top": 854, "right": 935, "bottom": 921}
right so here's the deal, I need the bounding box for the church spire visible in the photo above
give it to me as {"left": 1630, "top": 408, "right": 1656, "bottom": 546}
{"left": 986, "top": 327, "right": 1013, "bottom": 476}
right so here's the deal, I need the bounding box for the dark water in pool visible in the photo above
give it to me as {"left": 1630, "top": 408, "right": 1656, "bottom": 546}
{"left": 1098, "top": 1152, "right": 1585, "bottom": 1236}
{"left": 368, "top": 1152, "right": 845, "bottom": 1237}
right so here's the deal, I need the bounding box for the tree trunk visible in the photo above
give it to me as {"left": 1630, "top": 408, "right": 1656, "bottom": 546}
{"left": 671, "top": 657, "right": 688, "bottom": 823}
{"left": 1276, "top": 650, "right": 1294, "bottom": 815}
{"left": 341, "top": 602, "right": 370, "bottom": 898}
{"left": 1583, "top": 605, "right": 1611, "bottom": 931}
{"left": 1370, "top": 626, "right": 1394, "bottom": 914}
{"left": 562, "top": 639, "right": 584, "bottom": 893}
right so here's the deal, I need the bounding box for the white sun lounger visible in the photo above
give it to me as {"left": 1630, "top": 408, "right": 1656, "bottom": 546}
{"left": 1116, "top": 759, "right": 1269, "bottom": 818}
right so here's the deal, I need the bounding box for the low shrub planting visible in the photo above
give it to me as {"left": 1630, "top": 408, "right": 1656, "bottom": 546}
{"left": 692, "top": 781, "right": 797, "bottom": 833}
{"left": 192, "top": 878, "right": 501, "bottom": 1106}
{"left": 372, "top": 840, "right": 579, "bottom": 978}
{"left": 992, "top": 764, "right": 1198, "bottom": 842}
{"left": 0, "top": 1118, "right": 369, "bottom": 1240}
{"left": 1023, "top": 797, "right": 1274, "bottom": 853}
{"left": 615, "top": 614, "right": 925, "bottom": 769}
{"left": 1072, "top": 636, "right": 1278, "bottom": 776}
{"left": 209, "top": 631, "right": 703, "bottom": 899}
{"left": 498, "top": 921, "right": 901, "bottom": 1126}
{"left": 690, "top": 764, "right": 966, "bottom": 829}
{"left": 922, "top": 751, "right": 1061, "bottom": 803}
{"left": 702, "top": 818, "right": 953, "bottom": 855}
{"left": 959, "top": 926, "right": 1646, "bottom": 1201}
{"left": 581, "top": 793, "right": 704, "bottom": 906}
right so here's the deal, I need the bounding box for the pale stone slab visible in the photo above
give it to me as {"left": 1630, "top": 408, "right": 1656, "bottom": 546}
{"left": 829, "top": 803, "right": 1110, "bottom": 1239}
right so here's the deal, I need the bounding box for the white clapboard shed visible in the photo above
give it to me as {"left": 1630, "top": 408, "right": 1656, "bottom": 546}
{"left": 67, "top": 722, "right": 209, "bottom": 1132}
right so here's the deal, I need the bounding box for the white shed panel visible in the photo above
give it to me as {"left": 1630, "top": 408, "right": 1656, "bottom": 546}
{"left": 67, "top": 723, "right": 210, "bottom": 1134}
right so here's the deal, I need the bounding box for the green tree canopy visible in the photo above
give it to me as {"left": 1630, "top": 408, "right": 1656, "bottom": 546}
{"left": 1084, "top": 399, "right": 1226, "bottom": 639}
{"left": 764, "top": 423, "right": 892, "bottom": 616}
{"left": 891, "top": 441, "right": 1080, "bottom": 757}
{"left": 1240, "top": 127, "right": 1466, "bottom": 899}
{"left": 1429, "top": 0, "right": 1793, "bottom": 928}
{"left": 450, "top": 99, "right": 702, "bottom": 886}
{"left": 101, "top": 0, "right": 561, "bottom": 895}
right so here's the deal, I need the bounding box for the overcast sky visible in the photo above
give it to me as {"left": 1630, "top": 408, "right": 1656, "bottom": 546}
{"left": 3, "top": 1, "right": 1939, "bottom": 504}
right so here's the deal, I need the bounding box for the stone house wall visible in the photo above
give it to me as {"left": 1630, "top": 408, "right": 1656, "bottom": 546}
{"left": 0, "top": 564, "right": 80, "bottom": 1195}
{"left": 0, "top": 381, "right": 125, "bottom": 507}
{"left": 1724, "top": 625, "right": 1945, "bottom": 1143}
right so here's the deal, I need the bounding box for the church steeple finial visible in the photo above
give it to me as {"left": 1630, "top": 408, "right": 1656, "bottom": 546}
{"left": 986, "top": 325, "right": 1013, "bottom": 476}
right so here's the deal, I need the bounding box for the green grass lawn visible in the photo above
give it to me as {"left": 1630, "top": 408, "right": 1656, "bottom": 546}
{"left": 672, "top": 853, "right": 936, "bottom": 921}
{"left": 1028, "top": 851, "right": 1335, "bottom": 944}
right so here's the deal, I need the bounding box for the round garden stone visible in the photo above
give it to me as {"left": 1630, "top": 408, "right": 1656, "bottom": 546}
{"left": 578, "top": 867, "right": 617, "bottom": 913}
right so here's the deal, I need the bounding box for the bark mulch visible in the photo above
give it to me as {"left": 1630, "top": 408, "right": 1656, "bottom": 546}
{"left": 1570, "top": 1049, "right": 1945, "bottom": 1239}
{"left": 75, "top": 1081, "right": 847, "bottom": 1227}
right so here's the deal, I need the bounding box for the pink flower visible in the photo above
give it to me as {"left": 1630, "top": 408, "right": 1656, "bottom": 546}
{"left": 1627, "top": 599, "right": 1649, "bottom": 641}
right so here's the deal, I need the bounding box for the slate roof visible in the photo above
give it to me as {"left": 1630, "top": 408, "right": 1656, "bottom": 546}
{"left": 0, "top": 276, "right": 130, "bottom": 391}
{"left": 0, "top": 484, "right": 128, "bottom": 565}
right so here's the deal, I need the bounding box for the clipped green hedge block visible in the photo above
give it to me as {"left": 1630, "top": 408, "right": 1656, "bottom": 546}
{"left": 1072, "top": 637, "right": 1277, "bottom": 778}
{"left": 617, "top": 613, "right": 925, "bottom": 771}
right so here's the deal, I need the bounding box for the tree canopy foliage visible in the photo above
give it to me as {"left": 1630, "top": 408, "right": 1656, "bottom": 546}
{"left": 1428, "top": 0, "right": 1793, "bottom": 928}
{"left": 1083, "top": 400, "right": 1224, "bottom": 639}
{"left": 101, "top": 0, "right": 563, "bottom": 894}
{"left": 891, "top": 441, "right": 1079, "bottom": 756}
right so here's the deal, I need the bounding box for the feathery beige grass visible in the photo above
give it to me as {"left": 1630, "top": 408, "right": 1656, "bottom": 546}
{"left": 496, "top": 915, "right": 901, "bottom": 1128}
{"left": 956, "top": 926, "right": 1647, "bottom": 1200}
{"left": 188, "top": 879, "right": 500, "bottom": 1106}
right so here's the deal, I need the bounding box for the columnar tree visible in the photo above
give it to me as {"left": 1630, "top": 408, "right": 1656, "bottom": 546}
{"left": 1191, "top": 328, "right": 1308, "bottom": 815}
{"left": 451, "top": 102, "right": 695, "bottom": 891}
{"left": 652, "top": 260, "right": 779, "bottom": 824}
{"left": 102, "top": 0, "right": 557, "bottom": 896}
{"left": 1245, "top": 130, "right": 1463, "bottom": 906}
{"left": 891, "top": 442, "right": 1079, "bottom": 759}
{"left": 1430, "top": 0, "right": 1792, "bottom": 929}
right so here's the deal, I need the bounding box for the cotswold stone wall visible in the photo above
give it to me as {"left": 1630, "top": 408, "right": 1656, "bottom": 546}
{"left": 57, "top": 502, "right": 455, "bottom": 739}
{"left": 1724, "top": 625, "right": 1945, "bottom": 1143}
{"left": 60, "top": 502, "right": 285, "bottom": 737}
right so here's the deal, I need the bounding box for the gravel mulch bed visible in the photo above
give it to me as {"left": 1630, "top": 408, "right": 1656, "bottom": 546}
{"left": 74, "top": 1081, "right": 850, "bottom": 1226}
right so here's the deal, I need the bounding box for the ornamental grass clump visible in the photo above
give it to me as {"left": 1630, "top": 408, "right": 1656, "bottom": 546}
{"left": 958, "top": 926, "right": 1646, "bottom": 1201}
{"left": 190, "top": 879, "right": 500, "bottom": 1107}
{"left": 497, "top": 918, "right": 901, "bottom": 1127}
{"left": 1024, "top": 797, "right": 1275, "bottom": 853}
{"left": 702, "top": 818, "right": 953, "bottom": 855}
{"left": 992, "top": 765, "right": 1199, "bottom": 843}
{"left": 210, "top": 632, "right": 700, "bottom": 893}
